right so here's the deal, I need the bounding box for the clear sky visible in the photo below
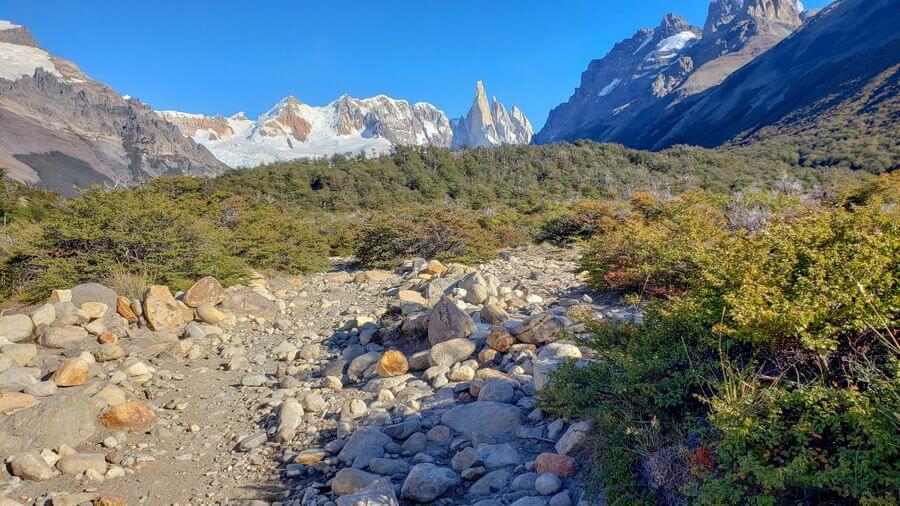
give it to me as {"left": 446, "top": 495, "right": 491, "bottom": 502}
{"left": 0, "top": 0, "right": 830, "bottom": 129}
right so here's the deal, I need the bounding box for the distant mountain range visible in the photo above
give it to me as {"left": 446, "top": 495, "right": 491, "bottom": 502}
{"left": 0, "top": 0, "right": 896, "bottom": 193}
{"left": 0, "top": 21, "right": 532, "bottom": 191}
{"left": 535, "top": 0, "right": 898, "bottom": 167}
{"left": 159, "top": 81, "right": 532, "bottom": 168}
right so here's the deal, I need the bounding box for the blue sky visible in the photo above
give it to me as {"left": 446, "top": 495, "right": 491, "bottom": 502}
{"left": 0, "top": 0, "right": 829, "bottom": 129}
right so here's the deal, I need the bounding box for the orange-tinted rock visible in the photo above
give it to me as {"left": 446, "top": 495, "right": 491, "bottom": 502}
{"left": 486, "top": 327, "right": 517, "bottom": 353}
{"left": 376, "top": 350, "right": 409, "bottom": 377}
{"left": 100, "top": 400, "right": 157, "bottom": 431}
{"left": 534, "top": 452, "right": 577, "bottom": 477}
{"left": 0, "top": 392, "right": 38, "bottom": 413}
{"left": 51, "top": 358, "right": 89, "bottom": 387}
{"left": 478, "top": 348, "right": 500, "bottom": 365}
{"left": 183, "top": 276, "right": 225, "bottom": 308}
{"left": 421, "top": 260, "right": 447, "bottom": 276}
{"left": 143, "top": 285, "right": 192, "bottom": 331}
{"left": 116, "top": 296, "right": 138, "bottom": 324}
{"left": 98, "top": 332, "right": 118, "bottom": 344}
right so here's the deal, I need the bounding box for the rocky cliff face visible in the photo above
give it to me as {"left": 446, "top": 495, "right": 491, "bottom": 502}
{"left": 0, "top": 20, "right": 227, "bottom": 194}
{"left": 451, "top": 81, "right": 533, "bottom": 148}
{"left": 534, "top": 0, "right": 803, "bottom": 145}
{"left": 618, "top": 0, "right": 899, "bottom": 151}
{"left": 161, "top": 94, "right": 454, "bottom": 168}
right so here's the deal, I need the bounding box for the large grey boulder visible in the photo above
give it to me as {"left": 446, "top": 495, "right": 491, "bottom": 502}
{"left": 336, "top": 477, "right": 399, "bottom": 506}
{"left": 0, "top": 315, "right": 33, "bottom": 342}
{"left": 0, "top": 395, "right": 97, "bottom": 457}
{"left": 36, "top": 326, "right": 88, "bottom": 349}
{"left": 427, "top": 298, "right": 475, "bottom": 346}
{"left": 401, "top": 463, "right": 460, "bottom": 502}
{"left": 429, "top": 338, "right": 476, "bottom": 366}
{"left": 441, "top": 401, "right": 522, "bottom": 439}
{"left": 70, "top": 282, "right": 117, "bottom": 309}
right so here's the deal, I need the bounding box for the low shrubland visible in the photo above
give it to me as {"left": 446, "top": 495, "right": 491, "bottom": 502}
{"left": 540, "top": 174, "right": 899, "bottom": 504}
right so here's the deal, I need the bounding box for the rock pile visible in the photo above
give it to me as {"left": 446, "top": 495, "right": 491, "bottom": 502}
{"left": 0, "top": 245, "right": 625, "bottom": 505}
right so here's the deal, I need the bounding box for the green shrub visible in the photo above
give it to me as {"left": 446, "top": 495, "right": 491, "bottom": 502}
{"left": 541, "top": 199, "right": 900, "bottom": 504}
{"left": 229, "top": 205, "right": 330, "bottom": 274}
{"left": 355, "top": 207, "right": 512, "bottom": 267}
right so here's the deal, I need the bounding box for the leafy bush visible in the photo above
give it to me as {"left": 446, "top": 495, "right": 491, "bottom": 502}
{"left": 228, "top": 204, "right": 330, "bottom": 274}
{"left": 355, "top": 207, "right": 515, "bottom": 267}
{"left": 541, "top": 194, "right": 899, "bottom": 504}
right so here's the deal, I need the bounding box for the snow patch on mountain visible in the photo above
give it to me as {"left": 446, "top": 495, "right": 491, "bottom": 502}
{"left": 646, "top": 31, "right": 699, "bottom": 59}
{"left": 0, "top": 20, "right": 21, "bottom": 31}
{"left": 0, "top": 42, "right": 62, "bottom": 81}
{"left": 598, "top": 78, "right": 623, "bottom": 97}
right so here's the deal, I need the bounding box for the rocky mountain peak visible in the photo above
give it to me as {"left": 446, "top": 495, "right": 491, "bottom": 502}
{"left": 451, "top": 81, "right": 532, "bottom": 148}
{"left": 0, "top": 20, "right": 38, "bottom": 47}
{"left": 704, "top": 0, "right": 744, "bottom": 36}
{"left": 658, "top": 13, "right": 694, "bottom": 33}
{"left": 741, "top": 0, "right": 803, "bottom": 25}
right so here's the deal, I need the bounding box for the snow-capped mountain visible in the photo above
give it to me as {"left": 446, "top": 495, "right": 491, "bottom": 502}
{"left": 0, "top": 20, "right": 226, "bottom": 193}
{"left": 451, "top": 81, "right": 533, "bottom": 148}
{"left": 160, "top": 95, "right": 453, "bottom": 167}
{"left": 534, "top": 0, "right": 804, "bottom": 145}
{"left": 162, "top": 82, "right": 533, "bottom": 167}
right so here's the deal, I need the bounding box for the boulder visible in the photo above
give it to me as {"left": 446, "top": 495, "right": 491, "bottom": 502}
{"left": 354, "top": 270, "right": 396, "bottom": 284}
{"left": 37, "top": 325, "right": 88, "bottom": 349}
{"left": 0, "top": 392, "right": 38, "bottom": 413}
{"left": 196, "top": 302, "right": 228, "bottom": 324}
{"left": 486, "top": 327, "right": 517, "bottom": 353}
{"left": 337, "top": 428, "right": 393, "bottom": 464}
{"left": 116, "top": 296, "right": 138, "bottom": 324}
{"left": 70, "top": 283, "right": 117, "bottom": 309}
{"left": 56, "top": 453, "right": 107, "bottom": 475}
{"left": 427, "top": 298, "right": 475, "bottom": 346}
{"left": 1, "top": 343, "right": 36, "bottom": 366}
{"left": 534, "top": 343, "right": 583, "bottom": 391}
{"left": 376, "top": 350, "right": 409, "bottom": 377}
{"left": 143, "top": 285, "right": 193, "bottom": 331}
{"left": 331, "top": 468, "right": 380, "bottom": 496}
{"left": 421, "top": 260, "right": 447, "bottom": 276}
{"left": 336, "top": 477, "right": 399, "bottom": 506}
{"left": 51, "top": 358, "right": 89, "bottom": 387}
{"left": 0, "top": 314, "right": 33, "bottom": 343}
{"left": 29, "top": 304, "right": 56, "bottom": 327}
{"left": 458, "top": 272, "right": 490, "bottom": 304}
{"left": 7, "top": 452, "right": 54, "bottom": 481}
{"left": 183, "top": 276, "right": 225, "bottom": 308}
{"left": 477, "top": 379, "right": 516, "bottom": 404}
{"left": 533, "top": 453, "right": 577, "bottom": 477}
{"left": 441, "top": 401, "right": 522, "bottom": 438}
{"left": 480, "top": 303, "right": 509, "bottom": 324}
{"left": 555, "top": 421, "right": 590, "bottom": 455}
{"left": 222, "top": 287, "right": 278, "bottom": 318}
{"left": 401, "top": 463, "right": 460, "bottom": 502}
{"left": 0, "top": 367, "right": 39, "bottom": 392}
{"left": 511, "top": 314, "right": 564, "bottom": 345}
{"left": 0, "top": 395, "right": 97, "bottom": 457}
{"left": 100, "top": 401, "right": 157, "bottom": 431}
{"left": 430, "top": 338, "right": 476, "bottom": 366}
{"left": 80, "top": 301, "right": 108, "bottom": 319}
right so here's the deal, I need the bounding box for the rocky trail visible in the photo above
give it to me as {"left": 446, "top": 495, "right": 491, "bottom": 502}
{"left": 0, "top": 244, "right": 637, "bottom": 506}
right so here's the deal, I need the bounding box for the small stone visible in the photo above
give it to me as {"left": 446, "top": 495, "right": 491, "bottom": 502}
{"left": 196, "top": 302, "right": 227, "bottom": 324}
{"left": 401, "top": 463, "right": 461, "bottom": 502}
{"left": 331, "top": 468, "right": 380, "bottom": 496}
{"left": 95, "top": 344, "right": 125, "bottom": 362}
{"left": 533, "top": 453, "right": 577, "bottom": 477}
{"left": 430, "top": 338, "right": 476, "bottom": 366}
{"left": 535, "top": 472, "right": 562, "bottom": 495}
{"left": 480, "top": 303, "right": 509, "bottom": 324}
{"left": 486, "top": 327, "right": 517, "bottom": 353}
{"left": 100, "top": 401, "right": 157, "bottom": 431}
{"left": 555, "top": 421, "right": 590, "bottom": 455}
{"left": 427, "top": 298, "right": 475, "bottom": 346}
{"left": 183, "top": 276, "right": 225, "bottom": 307}
{"left": 376, "top": 350, "right": 409, "bottom": 377}
{"left": 116, "top": 296, "right": 138, "bottom": 324}
{"left": 80, "top": 301, "right": 108, "bottom": 319}
{"left": 56, "top": 453, "right": 107, "bottom": 475}
{"left": 8, "top": 452, "right": 54, "bottom": 481}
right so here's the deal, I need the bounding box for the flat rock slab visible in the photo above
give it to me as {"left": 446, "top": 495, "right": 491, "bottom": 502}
{"left": 441, "top": 401, "right": 523, "bottom": 439}
{"left": 0, "top": 395, "right": 97, "bottom": 458}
